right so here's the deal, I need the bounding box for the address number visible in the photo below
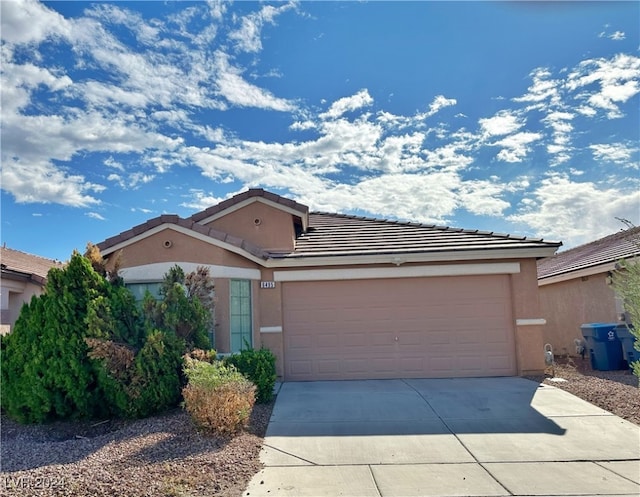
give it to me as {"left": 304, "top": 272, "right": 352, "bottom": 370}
{"left": 260, "top": 281, "right": 276, "bottom": 289}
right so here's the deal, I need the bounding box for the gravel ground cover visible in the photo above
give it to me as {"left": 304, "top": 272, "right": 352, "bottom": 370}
{"left": 527, "top": 355, "right": 639, "bottom": 426}
{"left": 2, "top": 360, "right": 638, "bottom": 497}
{"left": 1, "top": 402, "right": 273, "bottom": 497}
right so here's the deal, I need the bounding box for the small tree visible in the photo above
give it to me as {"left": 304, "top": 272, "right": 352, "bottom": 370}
{"left": 612, "top": 257, "right": 640, "bottom": 378}
{"left": 1, "top": 253, "right": 112, "bottom": 422}
{"left": 142, "top": 265, "right": 214, "bottom": 350}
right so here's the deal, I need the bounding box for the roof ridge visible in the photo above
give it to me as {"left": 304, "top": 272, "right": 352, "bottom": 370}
{"left": 191, "top": 188, "right": 308, "bottom": 222}
{"left": 554, "top": 226, "right": 640, "bottom": 255}
{"left": 310, "top": 212, "right": 550, "bottom": 243}
{"left": 0, "top": 246, "right": 63, "bottom": 264}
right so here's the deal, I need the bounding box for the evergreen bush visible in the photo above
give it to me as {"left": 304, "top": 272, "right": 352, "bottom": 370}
{"left": 1, "top": 249, "right": 216, "bottom": 423}
{"left": 224, "top": 347, "right": 276, "bottom": 403}
{"left": 1, "top": 253, "right": 110, "bottom": 423}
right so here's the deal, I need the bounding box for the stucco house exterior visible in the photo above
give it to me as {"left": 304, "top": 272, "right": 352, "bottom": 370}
{"left": 0, "top": 246, "right": 64, "bottom": 335}
{"left": 98, "top": 189, "right": 560, "bottom": 381}
{"left": 537, "top": 227, "right": 640, "bottom": 356}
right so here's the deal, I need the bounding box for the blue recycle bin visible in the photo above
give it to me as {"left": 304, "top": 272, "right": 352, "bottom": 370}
{"left": 615, "top": 324, "right": 640, "bottom": 369}
{"left": 580, "top": 323, "right": 625, "bottom": 371}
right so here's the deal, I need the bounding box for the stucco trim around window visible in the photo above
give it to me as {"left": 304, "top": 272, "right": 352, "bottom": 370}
{"left": 273, "top": 262, "right": 521, "bottom": 282}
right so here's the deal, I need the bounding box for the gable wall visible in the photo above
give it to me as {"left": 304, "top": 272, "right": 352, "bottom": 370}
{"left": 107, "top": 229, "right": 259, "bottom": 270}
{"left": 202, "top": 201, "right": 297, "bottom": 252}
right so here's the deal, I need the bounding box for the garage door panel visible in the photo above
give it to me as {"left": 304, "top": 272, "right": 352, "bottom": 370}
{"left": 283, "top": 275, "right": 516, "bottom": 380}
{"left": 317, "top": 360, "right": 339, "bottom": 374}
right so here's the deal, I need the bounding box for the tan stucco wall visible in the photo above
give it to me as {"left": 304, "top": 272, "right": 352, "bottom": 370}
{"left": 539, "top": 273, "right": 618, "bottom": 356}
{"left": 0, "top": 280, "right": 43, "bottom": 335}
{"left": 108, "top": 229, "right": 258, "bottom": 270}
{"left": 106, "top": 215, "right": 547, "bottom": 377}
{"left": 509, "top": 259, "right": 546, "bottom": 374}
{"left": 205, "top": 202, "right": 297, "bottom": 252}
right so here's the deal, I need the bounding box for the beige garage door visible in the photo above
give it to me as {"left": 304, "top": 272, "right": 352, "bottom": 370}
{"left": 282, "top": 275, "right": 516, "bottom": 381}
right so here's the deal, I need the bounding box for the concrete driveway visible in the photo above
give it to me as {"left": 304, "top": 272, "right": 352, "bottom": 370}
{"left": 244, "top": 377, "right": 640, "bottom": 497}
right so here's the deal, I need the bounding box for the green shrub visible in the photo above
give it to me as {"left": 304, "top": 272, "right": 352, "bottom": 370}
{"left": 1, "top": 250, "right": 216, "bottom": 424}
{"left": 182, "top": 359, "right": 255, "bottom": 435}
{"left": 1, "top": 253, "right": 112, "bottom": 423}
{"left": 224, "top": 347, "right": 276, "bottom": 403}
{"left": 142, "top": 265, "right": 213, "bottom": 350}
{"left": 129, "top": 330, "right": 184, "bottom": 417}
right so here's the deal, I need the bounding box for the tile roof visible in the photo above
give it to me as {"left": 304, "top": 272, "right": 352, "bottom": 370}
{"left": 190, "top": 188, "right": 308, "bottom": 223}
{"left": 98, "top": 190, "right": 561, "bottom": 264}
{"left": 281, "top": 213, "right": 561, "bottom": 259}
{"left": 0, "top": 246, "right": 64, "bottom": 284}
{"left": 537, "top": 226, "right": 640, "bottom": 280}
{"left": 98, "top": 215, "right": 270, "bottom": 260}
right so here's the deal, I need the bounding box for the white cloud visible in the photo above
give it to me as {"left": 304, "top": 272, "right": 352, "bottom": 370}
{"left": 424, "top": 95, "right": 457, "bottom": 117}
{"left": 1, "top": 159, "right": 101, "bottom": 207}
{"left": 599, "top": 29, "right": 626, "bottom": 41}
{"left": 567, "top": 54, "right": 640, "bottom": 119}
{"left": 214, "top": 52, "right": 296, "bottom": 111}
{"left": 84, "top": 3, "right": 161, "bottom": 46}
{"left": 320, "top": 89, "right": 373, "bottom": 120}
{"left": 590, "top": 143, "right": 639, "bottom": 167}
{"left": 181, "top": 189, "right": 229, "bottom": 210}
{"left": 0, "top": 0, "right": 71, "bottom": 45}
{"left": 459, "top": 181, "right": 510, "bottom": 217}
{"left": 542, "top": 111, "right": 575, "bottom": 166}
{"left": 493, "top": 132, "right": 543, "bottom": 163}
{"left": 228, "top": 2, "right": 296, "bottom": 53}
{"left": 509, "top": 173, "right": 640, "bottom": 246}
{"left": 479, "top": 111, "right": 523, "bottom": 136}
{"left": 86, "top": 212, "right": 106, "bottom": 221}
{"left": 108, "top": 172, "right": 155, "bottom": 189}
{"left": 104, "top": 157, "right": 124, "bottom": 171}
{"left": 513, "top": 68, "right": 560, "bottom": 106}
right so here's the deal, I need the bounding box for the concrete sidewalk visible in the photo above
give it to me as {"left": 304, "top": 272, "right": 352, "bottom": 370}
{"left": 243, "top": 377, "right": 640, "bottom": 497}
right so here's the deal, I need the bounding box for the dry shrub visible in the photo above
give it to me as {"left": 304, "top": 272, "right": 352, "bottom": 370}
{"left": 184, "top": 348, "right": 217, "bottom": 363}
{"left": 86, "top": 338, "right": 135, "bottom": 378}
{"left": 182, "top": 358, "right": 256, "bottom": 435}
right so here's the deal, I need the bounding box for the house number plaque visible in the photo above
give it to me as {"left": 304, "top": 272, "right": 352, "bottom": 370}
{"left": 260, "top": 281, "right": 276, "bottom": 289}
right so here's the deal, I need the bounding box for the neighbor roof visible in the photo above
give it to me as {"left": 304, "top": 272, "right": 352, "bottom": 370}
{"left": 98, "top": 189, "right": 561, "bottom": 266}
{"left": 537, "top": 226, "right": 640, "bottom": 280}
{"left": 0, "top": 246, "right": 64, "bottom": 285}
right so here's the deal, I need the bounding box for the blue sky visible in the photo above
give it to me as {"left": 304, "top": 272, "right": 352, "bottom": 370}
{"left": 1, "top": 0, "right": 639, "bottom": 262}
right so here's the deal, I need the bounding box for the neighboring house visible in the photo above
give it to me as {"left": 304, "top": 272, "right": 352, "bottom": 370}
{"left": 98, "top": 189, "right": 560, "bottom": 381}
{"left": 0, "top": 246, "right": 64, "bottom": 335}
{"left": 537, "top": 227, "right": 640, "bottom": 356}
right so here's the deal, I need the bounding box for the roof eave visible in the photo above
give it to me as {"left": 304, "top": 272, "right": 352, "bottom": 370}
{"left": 99, "top": 223, "right": 269, "bottom": 267}
{"left": 1, "top": 268, "right": 47, "bottom": 286}
{"left": 538, "top": 254, "right": 640, "bottom": 285}
{"left": 264, "top": 246, "right": 560, "bottom": 268}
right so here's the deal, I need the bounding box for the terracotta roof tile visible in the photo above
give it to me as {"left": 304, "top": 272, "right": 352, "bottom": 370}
{"left": 276, "top": 213, "right": 561, "bottom": 259}
{"left": 1, "top": 247, "right": 64, "bottom": 284}
{"left": 97, "top": 191, "right": 560, "bottom": 264}
{"left": 537, "top": 227, "right": 640, "bottom": 279}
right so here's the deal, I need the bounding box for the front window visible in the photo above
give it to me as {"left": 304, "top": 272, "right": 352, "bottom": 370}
{"left": 126, "top": 282, "right": 162, "bottom": 301}
{"left": 230, "top": 279, "right": 252, "bottom": 353}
